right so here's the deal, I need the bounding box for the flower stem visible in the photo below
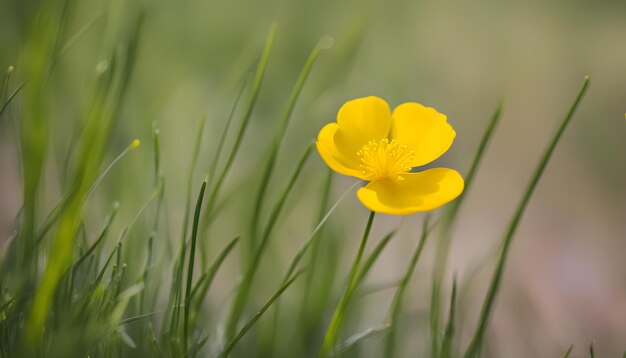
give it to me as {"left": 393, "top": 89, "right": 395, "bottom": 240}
{"left": 319, "top": 210, "right": 376, "bottom": 357}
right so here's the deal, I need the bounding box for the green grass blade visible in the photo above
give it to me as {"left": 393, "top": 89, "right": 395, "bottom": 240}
{"left": 464, "top": 76, "right": 590, "bottom": 358}
{"left": 440, "top": 277, "right": 458, "bottom": 358}
{"left": 589, "top": 342, "right": 595, "bottom": 358}
{"left": 320, "top": 210, "right": 376, "bottom": 358}
{"left": 224, "top": 142, "right": 314, "bottom": 339}
{"left": 183, "top": 177, "right": 208, "bottom": 353}
{"left": 71, "top": 202, "right": 119, "bottom": 274}
{"left": 385, "top": 214, "right": 432, "bottom": 358}
{"left": 249, "top": 36, "right": 330, "bottom": 241}
{"left": 207, "top": 78, "right": 248, "bottom": 186}
{"left": 431, "top": 102, "right": 502, "bottom": 357}
{"left": 203, "top": 24, "right": 277, "bottom": 223}
{"left": 219, "top": 270, "right": 306, "bottom": 358}
{"left": 282, "top": 180, "right": 361, "bottom": 284}
{"left": 94, "top": 241, "right": 121, "bottom": 290}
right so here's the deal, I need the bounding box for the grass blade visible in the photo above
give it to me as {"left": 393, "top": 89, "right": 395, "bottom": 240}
{"left": 71, "top": 202, "right": 119, "bottom": 274}
{"left": 464, "top": 76, "right": 590, "bottom": 358}
{"left": 207, "top": 79, "right": 248, "bottom": 185}
{"left": 224, "top": 142, "right": 314, "bottom": 339}
{"left": 183, "top": 177, "right": 208, "bottom": 352}
{"left": 219, "top": 270, "right": 306, "bottom": 358}
{"left": 320, "top": 210, "right": 376, "bottom": 357}
{"left": 203, "top": 24, "right": 277, "bottom": 223}
{"left": 249, "top": 36, "right": 331, "bottom": 242}
{"left": 282, "top": 179, "right": 360, "bottom": 284}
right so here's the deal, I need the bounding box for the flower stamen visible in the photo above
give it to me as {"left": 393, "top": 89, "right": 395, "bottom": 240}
{"left": 357, "top": 138, "right": 414, "bottom": 182}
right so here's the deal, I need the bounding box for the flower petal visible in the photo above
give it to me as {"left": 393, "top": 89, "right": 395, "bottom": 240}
{"left": 334, "top": 96, "right": 392, "bottom": 158}
{"left": 316, "top": 123, "right": 368, "bottom": 179}
{"left": 391, "top": 102, "right": 456, "bottom": 167}
{"left": 356, "top": 168, "right": 464, "bottom": 215}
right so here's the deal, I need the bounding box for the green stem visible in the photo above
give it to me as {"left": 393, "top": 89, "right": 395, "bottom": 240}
{"left": 319, "top": 210, "right": 376, "bottom": 357}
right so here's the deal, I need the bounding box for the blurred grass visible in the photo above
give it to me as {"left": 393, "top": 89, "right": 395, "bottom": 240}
{"left": 0, "top": 0, "right": 625, "bottom": 357}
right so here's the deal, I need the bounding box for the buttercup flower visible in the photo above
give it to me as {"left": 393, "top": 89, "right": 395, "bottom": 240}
{"left": 316, "top": 96, "right": 464, "bottom": 215}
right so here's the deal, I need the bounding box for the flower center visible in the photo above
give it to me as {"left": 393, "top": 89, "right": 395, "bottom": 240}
{"left": 357, "top": 138, "right": 415, "bottom": 182}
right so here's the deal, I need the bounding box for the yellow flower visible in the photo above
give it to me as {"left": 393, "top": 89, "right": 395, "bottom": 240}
{"left": 316, "top": 96, "right": 464, "bottom": 215}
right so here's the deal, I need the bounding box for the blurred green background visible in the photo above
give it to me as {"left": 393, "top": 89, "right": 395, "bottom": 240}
{"left": 1, "top": 0, "right": 626, "bottom": 356}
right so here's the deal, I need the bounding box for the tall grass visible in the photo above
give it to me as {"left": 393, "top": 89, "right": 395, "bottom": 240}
{"left": 0, "top": 1, "right": 596, "bottom": 357}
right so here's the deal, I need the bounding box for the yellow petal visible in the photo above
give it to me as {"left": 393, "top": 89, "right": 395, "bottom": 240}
{"left": 391, "top": 102, "right": 456, "bottom": 167}
{"left": 334, "top": 96, "right": 392, "bottom": 158}
{"left": 316, "top": 123, "right": 368, "bottom": 179}
{"left": 356, "top": 168, "right": 464, "bottom": 215}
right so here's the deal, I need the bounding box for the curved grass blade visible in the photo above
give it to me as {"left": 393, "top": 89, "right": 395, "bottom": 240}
{"left": 464, "top": 76, "right": 590, "bottom": 358}
{"left": 219, "top": 270, "right": 306, "bottom": 358}
{"left": 183, "top": 177, "right": 208, "bottom": 353}
{"left": 73, "top": 203, "right": 119, "bottom": 272}
{"left": 282, "top": 179, "right": 360, "bottom": 284}
{"left": 249, "top": 36, "right": 331, "bottom": 241}
{"left": 320, "top": 211, "right": 376, "bottom": 357}
{"left": 224, "top": 143, "right": 314, "bottom": 339}
{"left": 384, "top": 214, "right": 432, "bottom": 358}
{"left": 207, "top": 78, "right": 247, "bottom": 186}
{"left": 203, "top": 24, "right": 277, "bottom": 224}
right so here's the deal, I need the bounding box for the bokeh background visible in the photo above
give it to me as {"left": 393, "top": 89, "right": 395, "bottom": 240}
{"left": 1, "top": 0, "right": 626, "bottom": 356}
